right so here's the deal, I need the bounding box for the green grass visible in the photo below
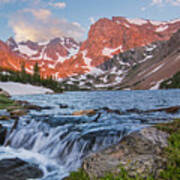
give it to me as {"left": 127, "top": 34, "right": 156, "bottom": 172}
{"left": 0, "top": 94, "right": 17, "bottom": 109}
{"left": 156, "top": 119, "right": 180, "bottom": 180}
{"left": 67, "top": 119, "right": 180, "bottom": 180}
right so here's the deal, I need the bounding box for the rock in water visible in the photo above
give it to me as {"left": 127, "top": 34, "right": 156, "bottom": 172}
{"left": 72, "top": 109, "right": 97, "bottom": 116}
{"left": 0, "top": 158, "right": 43, "bottom": 180}
{"left": 82, "top": 127, "right": 169, "bottom": 179}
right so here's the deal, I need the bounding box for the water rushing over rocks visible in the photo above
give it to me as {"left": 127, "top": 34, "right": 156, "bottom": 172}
{"left": 1, "top": 90, "right": 180, "bottom": 179}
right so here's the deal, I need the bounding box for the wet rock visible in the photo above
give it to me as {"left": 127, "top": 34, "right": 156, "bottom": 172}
{"left": 126, "top": 108, "right": 143, "bottom": 113}
{"left": 82, "top": 127, "right": 169, "bottom": 179}
{"left": 0, "top": 115, "right": 10, "bottom": 121}
{"left": 101, "top": 107, "right": 121, "bottom": 115}
{"left": 145, "top": 106, "right": 180, "bottom": 114}
{"left": 0, "top": 158, "right": 43, "bottom": 180}
{"left": 72, "top": 109, "right": 97, "bottom": 116}
{"left": 10, "top": 109, "right": 27, "bottom": 118}
{"left": 59, "top": 103, "right": 69, "bottom": 109}
{"left": 0, "top": 124, "right": 7, "bottom": 145}
{"left": 24, "top": 104, "right": 42, "bottom": 111}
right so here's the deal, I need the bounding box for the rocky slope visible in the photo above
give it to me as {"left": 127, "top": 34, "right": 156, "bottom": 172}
{"left": 0, "top": 17, "right": 180, "bottom": 81}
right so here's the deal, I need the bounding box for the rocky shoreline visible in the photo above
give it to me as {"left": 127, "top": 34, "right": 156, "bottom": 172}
{"left": 0, "top": 89, "right": 45, "bottom": 180}
{"left": 0, "top": 89, "right": 179, "bottom": 180}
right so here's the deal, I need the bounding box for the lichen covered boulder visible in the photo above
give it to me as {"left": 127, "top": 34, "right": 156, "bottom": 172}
{"left": 82, "top": 127, "right": 169, "bottom": 179}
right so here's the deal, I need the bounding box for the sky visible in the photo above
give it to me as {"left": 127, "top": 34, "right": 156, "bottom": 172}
{"left": 0, "top": 0, "right": 179, "bottom": 42}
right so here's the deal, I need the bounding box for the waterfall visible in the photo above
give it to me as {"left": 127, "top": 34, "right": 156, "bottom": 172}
{"left": 4, "top": 115, "right": 131, "bottom": 179}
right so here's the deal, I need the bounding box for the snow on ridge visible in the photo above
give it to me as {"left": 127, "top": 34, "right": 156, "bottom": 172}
{"left": 169, "top": 19, "right": 180, "bottom": 24}
{"left": 126, "top": 18, "right": 148, "bottom": 25}
{"left": 150, "top": 19, "right": 180, "bottom": 26}
{"left": 102, "top": 45, "right": 123, "bottom": 58}
{"left": 15, "top": 45, "right": 37, "bottom": 57}
{"left": 150, "top": 20, "right": 167, "bottom": 26}
{"left": 38, "top": 40, "right": 50, "bottom": 46}
{"left": 156, "top": 25, "right": 169, "bottom": 32}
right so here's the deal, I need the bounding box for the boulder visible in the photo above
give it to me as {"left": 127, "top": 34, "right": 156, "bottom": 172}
{"left": 0, "top": 158, "right": 43, "bottom": 180}
{"left": 72, "top": 109, "right": 97, "bottom": 116}
{"left": 82, "top": 127, "right": 169, "bottom": 179}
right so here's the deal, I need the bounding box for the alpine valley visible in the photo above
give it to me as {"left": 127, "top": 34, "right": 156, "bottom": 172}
{"left": 0, "top": 16, "right": 180, "bottom": 90}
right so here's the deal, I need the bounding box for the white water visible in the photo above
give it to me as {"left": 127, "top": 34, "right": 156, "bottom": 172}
{"left": 1, "top": 90, "right": 180, "bottom": 179}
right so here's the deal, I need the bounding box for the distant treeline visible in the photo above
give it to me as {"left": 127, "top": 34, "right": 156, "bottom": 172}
{"left": 0, "top": 63, "right": 63, "bottom": 93}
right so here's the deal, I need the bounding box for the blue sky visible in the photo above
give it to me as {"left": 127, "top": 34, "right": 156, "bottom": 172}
{"left": 0, "top": 0, "right": 179, "bottom": 42}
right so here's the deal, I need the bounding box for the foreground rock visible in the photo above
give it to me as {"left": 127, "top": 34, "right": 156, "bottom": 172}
{"left": 0, "top": 158, "right": 43, "bottom": 180}
{"left": 82, "top": 127, "right": 169, "bottom": 179}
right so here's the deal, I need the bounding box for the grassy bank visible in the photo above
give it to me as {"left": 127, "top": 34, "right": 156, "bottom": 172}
{"left": 0, "top": 94, "right": 17, "bottom": 109}
{"left": 67, "top": 119, "right": 180, "bottom": 180}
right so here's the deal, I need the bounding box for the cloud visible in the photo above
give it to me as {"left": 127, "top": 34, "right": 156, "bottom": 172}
{"left": 151, "top": 0, "right": 180, "bottom": 6}
{"left": 22, "top": 8, "right": 51, "bottom": 21}
{"left": 142, "top": 0, "right": 180, "bottom": 11}
{"left": 151, "top": 0, "right": 163, "bottom": 5}
{"left": 89, "top": 17, "right": 95, "bottom": 24}
{"left": 0, "top": 0, "right": 14, "bottom": 3}
{"left": 141, "top": 7, "right": 146, "bottom": 11}
{"left": 9, "top": 8, "right": 85, "bottom": 42}
{"left": 49, "top": 1, "right": 66, "bottom": 9}
{"left": 0, "top": 0, "right": 27, "bottom": 3}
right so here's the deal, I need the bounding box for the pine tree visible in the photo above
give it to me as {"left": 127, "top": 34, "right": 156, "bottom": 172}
{"left": 33, "top": 62, "right": 41, "bottom": 84}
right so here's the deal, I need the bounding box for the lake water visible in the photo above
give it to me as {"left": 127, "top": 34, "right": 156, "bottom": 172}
{"left": 1, "top": 90, "right": 180, "bottom": 180}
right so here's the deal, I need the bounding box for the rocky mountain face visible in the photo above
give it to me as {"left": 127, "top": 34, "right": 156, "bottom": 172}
{"left": 61, "top": 29, "right": 180, "bottom": 90}
{"left": 0, "top": 16, "right": 180, "bottom": 87}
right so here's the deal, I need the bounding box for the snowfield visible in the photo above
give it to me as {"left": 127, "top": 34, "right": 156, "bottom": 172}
{"left": 0, "top": 82, "right": 53, "bottom": 95}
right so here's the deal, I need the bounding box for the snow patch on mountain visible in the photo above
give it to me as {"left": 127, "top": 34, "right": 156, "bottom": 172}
{"left": 102, "top": 45, "right": 123, "bottom": 58}
{"left": 156, "top": 25, "right": 169, "bottom": 32}
{"left": 14, "top": 45, "right": 37, "bottom": 57}
{"left": 127, "top": 18, "right": 148, "bottom": 25}
{"left": 150, "top": 79, "right": 164, "bottom": 90}
{"left": 82, "top": 50, "right": 92, "bottom": 69}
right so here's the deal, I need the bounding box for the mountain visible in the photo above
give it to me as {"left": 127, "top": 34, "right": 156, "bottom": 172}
{"left": 61, "top": 29, "right": 180, "bottom": 90}
{"left": 1, "top": 16, "right": 180, "bottom": 82}
{"left": 0, "top": 40, "right": 24, "bottom": 71}
{"left": 7, "top": 37, "right": 80, "bottom": 62}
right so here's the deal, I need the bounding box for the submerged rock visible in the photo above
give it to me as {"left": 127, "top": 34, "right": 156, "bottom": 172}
{"left": 0, "top": 158, "right": 43, "bottom": 180}
{"left": 82, "top": 127, "right": 169, "bottom": 179}
{"left": 59, "top": 103, "right": 69, "bottom": 109}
